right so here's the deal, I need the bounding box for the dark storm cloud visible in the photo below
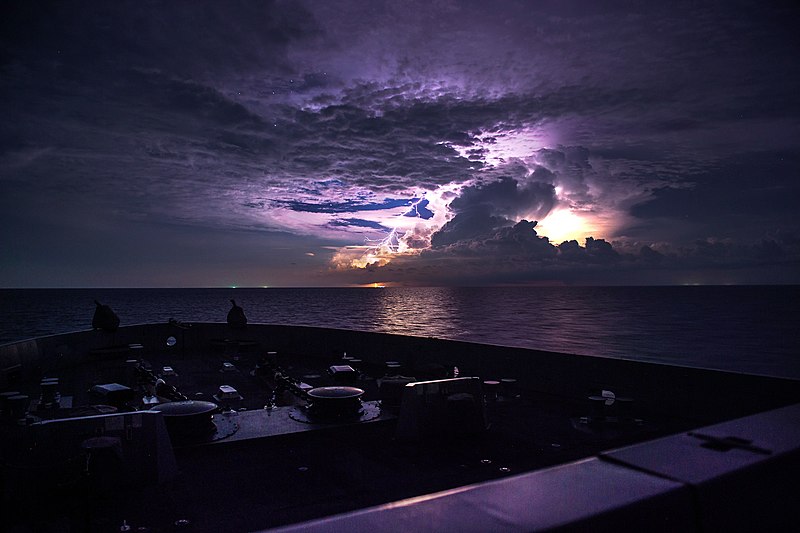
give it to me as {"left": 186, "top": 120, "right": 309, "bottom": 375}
{"left": 1, "top": 0, "right": 318, "bottom": 75}
{"left": 5, "top": 0, "right": 787, "bottom": 225}
{"left": 2, "top": 0, "right": 799, "bottom": 286}
{"left": 334, "top": 224, "right": 799, "bottom": 287}
{"left": 0, "top": 0, "right": 316, "bottom": 241}
{"left": 329, "top": 83, "right": 660, "bottom": 139}
{"left": 430, "top": 211, "right": 511, "bottom": 249}
{"left": 433, "top": 221, "right": 558, "bottom": 260}
{"left": 449, "top": 178, "right": 557, "bottom": 221}
{"left": 277, "top": 99, "right": 481, "bottom": 189}
{"left": 431, "top": 178, "right": 557, "bottom": 247}
{"left": 627, "top": 151, "right": 800, "bottom": 243}
{"left": 328, "top": 218, "right": 387, "bottom": 231}
{"left": 332, "top": 220, "right": 625, "bottom": 286}
{"left": 631, "top": 151, "right": 800, "bottom": 220}
{"left": 161, "top": 79, "right": 268, "bottom": 128}
{"left": 229, "top": 81, "right": 652, "bottom": 206}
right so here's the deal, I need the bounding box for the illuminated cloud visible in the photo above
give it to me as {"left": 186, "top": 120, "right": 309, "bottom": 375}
{"left": 1, "top": 0, "right": 798, "bottom": 286}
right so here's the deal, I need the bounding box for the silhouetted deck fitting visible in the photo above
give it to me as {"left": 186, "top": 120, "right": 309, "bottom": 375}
{"left": 8, "top": 394, "right": 29, "bottom": 420}
{"left": 500, "top": 378, "right": 517, "bottom": 397}
{"left": 307, "top": 386, "right": 364, "bottom": 419}
{"left": 0, "top": 391, "right": 21, "bottom": 418}
{"left": 329, "top": 364, "right": 357, "bottom": 383}
{"left": 483, "top": 380, "right": 500, "bottom": 401}
{"left": 588, "top": 395, "right": 608, "bottom": 420}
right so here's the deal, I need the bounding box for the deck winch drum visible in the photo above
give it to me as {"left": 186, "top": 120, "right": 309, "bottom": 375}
{"left": 306, "top": 386, "right": 364, "bottom": 418}
{"left": 150, "top": 400, "right": 219, "bottom": 439}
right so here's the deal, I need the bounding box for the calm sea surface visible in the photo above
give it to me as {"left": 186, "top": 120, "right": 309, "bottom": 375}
{"left": 1, "top": 286, "right": 798, "bottom": 378}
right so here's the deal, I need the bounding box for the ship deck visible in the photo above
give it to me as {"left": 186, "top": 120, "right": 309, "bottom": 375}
{"left": 2, "top": 323, "right": 799, "bottom": 532}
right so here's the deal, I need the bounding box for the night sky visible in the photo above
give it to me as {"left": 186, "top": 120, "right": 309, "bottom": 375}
{"left": 2, "top": 0, "right": 799, "bottom": 287}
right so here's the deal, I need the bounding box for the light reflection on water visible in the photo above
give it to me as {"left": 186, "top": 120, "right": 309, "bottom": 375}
{"left": 1, "top": 286, "right": 798, "bottom": 378}
{"left": 374, "top": 287, "right": 464, "bottom": 339}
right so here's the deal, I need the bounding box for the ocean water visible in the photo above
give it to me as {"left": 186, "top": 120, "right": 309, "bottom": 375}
{"left": 1, "top": 286, "right": 798, "bottom": 378}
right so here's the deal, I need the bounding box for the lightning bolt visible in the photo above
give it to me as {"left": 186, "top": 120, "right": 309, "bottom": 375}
{"left": 334, "top": 191, "right": 448, "bottom": 270}
{"left": 363, "top": 194, "right": 426, "bottom": 255}
{"left": 364, "top": 227, "right": 399, "bottom": 254}
{"left": 407, "top": 196, "right": 426, "bottom": 219}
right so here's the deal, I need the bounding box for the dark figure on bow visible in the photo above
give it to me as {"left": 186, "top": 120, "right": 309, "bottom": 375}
{"left": 92, "top": 300, "right": 120, "bottom": 332}
{"left": 227, "top": 299, "right": 247, "bottom": 330}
